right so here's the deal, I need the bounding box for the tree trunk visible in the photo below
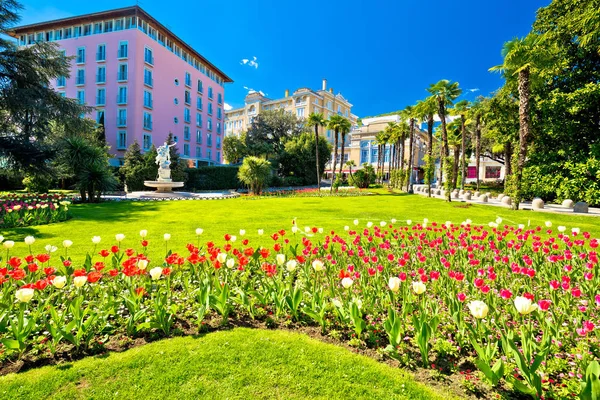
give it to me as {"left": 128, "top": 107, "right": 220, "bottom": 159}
{"left": 514, "top": 68, "right": 531, "bottom": 210}
{"left": 475, "top": 114, "right": 481, "bottom": 191}
{"left": 314, "top": 124, "right": 320, "bottom": 191}
{"left": 438, "top": 99, "right": 451, "bottom": 202}
{"left": 399, "top": 136, "right": 405, "bottom": 186}
{"left": 460, "top": 115, "right": 466, "bottom": 190}
{"left": 339, "top": 133, "right": 346, "bottom": 179}
{"left": 427, "top": 115, "right": 434, "bottom": 197}
{"left": 504, "top": 141, "right": 513, "bottom": 176}
{"left": 381, "top": 143, "right": 387, "bottom": 183}
{"left": 406, "top": 119, "right": 415, "bottom": 192}
{"left": 388, "top": 143, "right": 394, "bottom": 187}
{"left": 452, "top": 146, "right": 459, "bottom": 189}
{"left": 331, "top": 129, "right": 339, "bottom": 192}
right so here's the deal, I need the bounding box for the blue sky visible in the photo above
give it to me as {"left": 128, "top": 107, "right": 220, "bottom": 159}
{"left": 16, "top": 0, "right": 550, "bottom": 117}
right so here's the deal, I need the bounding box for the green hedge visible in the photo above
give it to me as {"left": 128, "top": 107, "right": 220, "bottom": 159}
{"left": 185, "top": 166, "right": 242, "bottom": 191}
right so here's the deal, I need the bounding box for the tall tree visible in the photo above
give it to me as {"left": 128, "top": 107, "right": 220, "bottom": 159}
{"left": 327, "top": 114, "right": 351, "bottom": 191}
{"left": 338, "top": 117, "right": 352, "bottom": 178}
{"left": 415, "top": 98, "right": 437, "bottom": 196}
{"left": 452, "top": 100, "right": 470, "bottom": 190}
{"left": 490, "top": 34, "right": 554, "bottom": 209}
{"left": 245, "top": 109, "right": 307, "bottom": 158}
{"left": 307, "top": 112, "right": 326, "bottom": 190}
{"left": 401, "top": 105, "right": 416, "bottom": 192}
{"left": 427, "top": 80, "right": 462, "bottom": 201}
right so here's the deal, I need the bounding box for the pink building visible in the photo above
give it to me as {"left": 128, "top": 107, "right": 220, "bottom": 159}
{"left": 10, "top": 6, "right": 232, "bottom": 166}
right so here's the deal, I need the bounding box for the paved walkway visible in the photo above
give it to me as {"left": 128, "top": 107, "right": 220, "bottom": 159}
{"left": 99, "top": 191, "right": 240, "bottom": 201}
{"left": 412, "top": 185, "right": 600, "bottom": 217}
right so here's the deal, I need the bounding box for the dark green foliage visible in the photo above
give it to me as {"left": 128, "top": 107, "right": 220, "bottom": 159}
{"left": 165, "top": 133, "right": 188, "bottom": 184}
{"left": 222, "top": 134, "right": 247, "bottom": 164}
{"left": 185, "top": 166, "right": 241, "bottom": 191}
{"left": 277, "top": 133, "right": 332, "bottom": 186}
{"left": 245, "top": 110, "right": 309, "bottom": 157}
{"left": 349, "top": 163, "right": 376, "bottom": 189}
{"left": 120, "top": 141, "right": 157, "bottom": 191}
{"left": 22, "top": 173, "right": 52, "bottom": 193}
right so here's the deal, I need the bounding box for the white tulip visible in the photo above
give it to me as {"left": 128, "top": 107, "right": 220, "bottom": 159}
{"left": 73, "top": 276, "right": 87, "bottom": 288}
{"left": 380, "top": 221, "right": 387, "bottom": 227}
{"left": 545, "top": 221, "right": 552, "bottom": 228}
{"left": 163, "top": 233, "right": 171, "bottom": 241}
{"left": 3, "top": 240, "right": 15, "bottom": 249}
{"left": 445, "top": 221, "right": 452, "bottom": 227}
{"left": 367, "top": 222, "right": 373, "bottom": 228}
{"left": 15, "top": 288, "right": 34, "bottom": 303}
{"left": 137, "top": 259, "right": 149, "bottom": 270}
{"left": 341, "top": 277, "right": 353, "bottom": 288}
{"left": 406, "top": 219, "right": 412, "bottom": 225}
{"left": 230, "top": 235, "right": 237, "bottom": 243}
{"left": 195, "top": 228, "right": 204, "bottom": 235}
{"left": 312, "top": 260, "right": 324, "bottom": 271}
{"left": 518, "top": 224, "right": 525, "bottom": 230}
{"left": 496, "top": 217, "right": 503, "bottom": 225}
{"left": 276, "top": 254, "right": 286, "bottom": 266}
{"left": 92, "top": 236, "right": 101, "bottom": 244}
{"left": 412, "top": 281, "right": 426, "bottom": 295}
{"left": 291, "top": 226, "right": 299, "bottom": 233}
{"left": 217, "top": 253, "right": 227, "bottom": 263}
{"left": 467, "top": 300, "right": 489, "bottom": 319}
{"left": 239, "top": 229, "right": 246, "bottom": 236}
{"left": 62, "top": 240, "right": 73, "bottom": 248}
{"left": 226, "top": 258, "right": 235, "bottom": 268}
{"left": 572, "top": 227, "right": 580, "bottom": 234}
{"left": 53, "top": 276, "right": 67, "bottom": 289}
{"left": 149, "top": 267, "right": 163, "bottom": 280}
{"left": 286, "top": 259, "right": 297, "bottom": 272}
{"left": 388, "top": 277, "right": 401, "bottom": 293}
{"left": 465, "top": 219, "right": 472, "bottom": 224}
{"left": 423, "top": 218, "right": 428, "bottom": 224}
{"left": 391, "top": 218, "right": 397, "bottom": 224}
{"left": 115, "top": 234, "right": 125, "bottom": 242}
{"left": 257, "top": 229, "right": 264, "bottom": 235}
{"left": 24, "top": 236, "right": 35, "bottom": 245}
{"left": 353, "top": 219, "right": 359, "bottom": 226}
{"left": 514, "top": 296, "right": 538, "bottom": 315}
{"left": 45, "top": 245, "right": 57, "bottom": 253}
{"left": 558, "top": 226, "right": 566, "bottom": 232}
{"left": 318, "top": 228, "right": 323, "bottom": 234}
{"left": 304, "top": 226, "right": 311, "bottom": 233}
{"left": 140, "top": 229, "right": 148, "bottom": 238}
{"left": 344, "top": 226, "right": 349, "bottom": 231}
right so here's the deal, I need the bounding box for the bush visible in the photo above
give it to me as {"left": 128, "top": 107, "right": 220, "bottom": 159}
{"left": 238, "top": 157, "right": 272, "bottom": 195}
{"left": 283, "top": 176, "right": 304, "bottom": 187}
{"left": 186, "top": 166, "right": 241, "bottom": 191}
{"left": 348, "top": 163, "right": 376, "bottom": 189}
{"left": 277, "top": 133, "right": 332, "bottom": 185}
{"left": 22, "top": 174, "right": 52, "bottom": 193}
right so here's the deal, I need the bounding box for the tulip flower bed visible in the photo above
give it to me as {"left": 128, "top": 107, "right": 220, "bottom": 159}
{"left": 1, "top": 220, "right": 599, "bottom": 399}
{"left": 0, "top": 193, "right": 71, "bottom": 228}
{"left": 251, "top": 187, "right": 370, "bottom": 198}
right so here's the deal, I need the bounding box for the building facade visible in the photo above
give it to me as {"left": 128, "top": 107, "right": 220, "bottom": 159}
{"left": 348, "top": 115, "right": 429, "bottom": 181}
{"left": 225, "top": 79, "right": 358, "bottom": 163}
{"left": 10, "top": 6, "right": 232, "bottom": 166}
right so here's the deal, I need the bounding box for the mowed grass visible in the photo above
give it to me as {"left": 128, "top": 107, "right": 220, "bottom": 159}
{"left": 0, "top": 328, "right": 450, "bottom": 400}
{"left": 1, "top": 191, "right": 598, "bottom": 262}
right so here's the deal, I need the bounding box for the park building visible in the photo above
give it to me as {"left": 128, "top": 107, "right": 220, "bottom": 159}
{"left": 9, "top": 5, "right": 232, "bottom": 166}
{"left": 225, "top": 79, "right": 359, "bottom": 165}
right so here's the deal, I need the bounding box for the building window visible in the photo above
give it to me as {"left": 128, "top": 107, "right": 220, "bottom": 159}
{"left": 96, "top": 44, "right": 106, "bottom": 61}
{"left": 118, "top": 63, "right": 128, "bottom": 81}
{"left": 144, "top": 69, "right": 153, "bottom": 87}
{"left": 74, "top": 26, "right": 81, "bottom": 38}
{"left": 83, "top": 24, "right": 92, "bottom": 36}
{"left": 196, "top": 113, "right": 202, "bottom": 127}
{"left": 185, "top": 72, "right": 191, "bottom": 87}
{"left": 183, "top": 143, "right": 190, "bottom": 156}
{"left": 115, "top": 19, "right": 123, "bottom": 31}
{"left": 143, "top": 112, "right": 153, "bottom": 130}
{"left": 76, "top": 47, "right": 85, "bottom": 64}
{"left": 216, "top": 122, "right": 221, "bottom": 134}
{"left": 184, "top": 90, "right": 191, "bottom": 104}
{"left": 197, "top": 80, "right": 203, "bottom": 93}
{"left": 96, "top": 110, "right": 105, "bottom": 124}
{"left": 117, "top": 131, "right": 127, "bottom": 150}
{"left": 207, "top": 118, "right": 212, "bottom": 131}
{"left": 117, "top": 86, "right": 127, "bottom": 104}
{"left": 144, "top": 47, "right": 154, "bottom": 65}
{"left": 104, "top": 21, "right": 113, "bottom": 32}
{"left": 174, "top": 98, "right": 179, "bottom": 105}
{"left": 117, "top": 109, "right": 127, "bottom": 127}
{"left": 196, "top": 146, "right": 201, "bottom": 157}
{"left": 297, "top": 108, "right": 305, "bottom": 118}
{"left": 118, "top": 41, "right": 128, "bottom": 58}
{"left": 208, "top": 103, "right": 213, "bottom": 115}
{"left": 196, "top": 130, "right": 202, "bottom": 144}
{"left": 327, "top": 100, "right": 332, "bottom": 110}
{"left": 197, "top": 97, "right": 202, "bottom": 110}
{"left": 58, "top": 91, "right": 66, "bottom": 97}
{"left": 217, "top": 93, "right": 222, "bottom": 104}
{"left": 217, "top": 108, "right": 222, "bottom": 119}
{"left": 174, "top": 78, "right": 179, "bottom": 86}
{"left": 216, "top": 151, "right": 220, "bottom": 163}
{"left": 184, "top": 108, "right": 191, "bottom": 123}
{"left": 467, "top": 166, "right": 477, "bottom": 179}
{"left": 96, "top": 66, "right": 106, "bottom": 83}
{"left": 207, "top": 133, "right": 212, "bottom": 147}
{"left": 207, "top": 149, "right": 212, "bottom": 160}
{"left": 184, "top": 126, "right": 190, "bottom": 141}
{"left": 144, "top": 91, "right": 153, "bottom": 108}
{"left": 174, "top": 117, "right": 179, "bottom": 124}
{"left": 76, "top": 90, "right": 85, "bottom": 104}
{"left": 485, "top": 166, "right": 502, "bottom": 179}
{"left": 56, "top": 76, "right": 66, "bottom": 87}
{"left": 216, "top": 136, "right": 221, "bottom": 149}
{"left": 96, "top": 88, "right": 105, "bottom": 105}
{"left": 76, "top": 68, "right": 85, "bottom": 85}
{"left": 208, "top": 86, "right": 213, "bottom": 99}
{"left": 143, "top": 134, "right": 152, "bottom": 150}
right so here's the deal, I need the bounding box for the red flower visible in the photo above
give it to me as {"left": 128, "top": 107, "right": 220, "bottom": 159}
{"left": 296, "top": 255, "right": 306, "bottom": 264}
{"left": 242, "top": 239, "right": 249, "bottom": 246}
{"left": 538, "top": 299, "right": 551, "bottom": 311}
{"left": 93, "top": 262, "right": 106, "bottom": 271}
{"left": 35, "top": 254, "right": 50, "bottom": 264}
{"left": 273, "top": 243, "right": 282, "bottom": 252}
{"left": 111, "top": 245, "right": 119, "bottom": 254}
{"left": 33, "top": 279, "right": 48, "bottom": 290}
{"left": 99, "top": 249, "right": 110, "bottom": 257}
{"left": 457, "top": 293, "right": 466, "bottom": 302}
{"left": 474, "top": 278, "right": 484, "bottom": 288}
{"left": 271, "top": 233, "right": 279, "bottom": 241}
{"left": 571, "top": 287, "right": 582, "bottom": 298}
{"left": 63, "top": 259, "right": 72, "bottom": 267}
{"left": 135, "top": 287, "right": 146, "bottom": 296}
{"left": 260, "top": 248, "right": 270, "bottom": 259}
{"left": 25, "top": 255, "right": 34, "bottom": 263}
{"left": 125, "top": 248, "right": 135, "bottom": 257}
{"left": 187, "top": 252, "right": 202, "bottom": 264}
{"left": 163, "top": 267, "right": 172, "bottom": 276}
{"left": 43, "top": 267, "right": 55, "bottom": 276}
{"left": 7, "top": 257, "right": 22, "bottom": 269}
{"left": 87, "top": 271, "right": 102, "bottom": 283}
{"left": 108, "top": 269, "right": 119, "bottom": 277}
{"left": 224, "top": 233, "right": 232, "bottom": 241}
{"left": 399, "top": 272, "right": 407, "bottom": 281}
{"left": 73, "top": 268, "right": 87, "bottom": 277}
{"left": 500, "top": 289, "right": 513, "bottom": 299}
{"left": 8, "top": 268, "right": 26, "bottom": 280}
{"left": 27, "top": 263, "right": 39, "bottom": 273}
{"left": 141, "top": 240, "right": 149, "bottom": 247}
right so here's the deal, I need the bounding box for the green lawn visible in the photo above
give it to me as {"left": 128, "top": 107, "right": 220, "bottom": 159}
{"left": 2, "top": 191, "right": 598, "bottom": 262}
{"left": 0, "top": 328, "right": 449, "bottom": 400}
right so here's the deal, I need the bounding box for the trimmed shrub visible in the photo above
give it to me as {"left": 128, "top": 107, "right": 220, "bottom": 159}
{"left": 185, "top": 166, "right": 242, "bottom": 191}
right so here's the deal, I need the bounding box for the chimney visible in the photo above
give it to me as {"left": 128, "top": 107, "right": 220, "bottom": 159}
{"left": 322, "top": 79, "right": 327, "bottom": 91}
{"left": 329, "top": 88, "right": 333, "bottom": 93}
{"left": 284, "top": 89, "right": 289, "bottom": 97}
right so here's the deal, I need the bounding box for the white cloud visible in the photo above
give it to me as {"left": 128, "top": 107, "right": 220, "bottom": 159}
{"left": 242, "top": 86, "right": 267, "bottom": 97}
{"left": 240, "top": 56, "right": 259, "bottom": 69}
{"left": 468, "top": 88, "right": 480, "bottom": 93}
{"left": 224, "top": 103, "right": 233, "bottom": 111}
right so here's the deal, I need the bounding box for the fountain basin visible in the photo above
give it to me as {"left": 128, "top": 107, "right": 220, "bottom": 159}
{"left": 144, "top": 181, "right": 184, "bottom": 193}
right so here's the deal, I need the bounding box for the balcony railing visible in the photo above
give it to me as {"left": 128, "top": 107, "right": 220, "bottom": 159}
{"left": 144, "top": 55, "right": 154, "bottom": 65}
{"left": 144, "top": 77, "right": 153, "bottom": 87}
{"left": 144, "top": 100, "right": 153, "bottom": 109}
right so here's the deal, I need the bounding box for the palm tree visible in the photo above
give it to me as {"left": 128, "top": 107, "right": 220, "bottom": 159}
{"left": 345, "top": 160, "right": 356, "bottom": 184}
{"left": 338, "top": 117, "right": 352, "bottom": 178}
{"left": 327, "top": 115, "right": 351, "bottom": 191}
{"left": 490, "top": 33, "right": 553, "bottom": 209}
{"left": 308, "top": 112, "right": 326, "bottom": 190}
{"left": 427, "top": 80, "right": 462, "bottom": 201}
{"left": 401, "top": 105, "right": 417, "bottom": 192}
{"left": 375, "top": 130, "right": 389, "bottom": 183}
{"left": 383, "top": 122, "right": 399, "bottom": 186}
{"left": 414, "top": 98, "right": 437, "bottom": 197}
{"left": 468, "top": 98, "right": 484, "bottom": 191}
{"left": 447, "top": 120, "right": 462, "bottom": 189}
{"left": 452, "top": 100, "right": 470, "bottom": 190}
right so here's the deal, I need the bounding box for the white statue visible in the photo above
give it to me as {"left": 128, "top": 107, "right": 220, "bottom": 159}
{"left": 155, "top": 142, "right": 175, "bottom": 182}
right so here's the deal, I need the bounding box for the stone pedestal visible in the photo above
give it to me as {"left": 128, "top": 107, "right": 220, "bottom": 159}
{"left": 501, "top": 196, "right": 512, "bottom": 206}
{"left": 573, "top": 202, "right": 589, "bottom": 213}
{"left": 532, "top": 198, "right": 544, "bottom": 210}
{"left": 463, "top": 193, "right": 472, "bottom": 200}
{"left": 562, "top": 199, "right": 574, "bottom": 209}
{"left": 479, "top": 194, "right": 488, "bottom": 203}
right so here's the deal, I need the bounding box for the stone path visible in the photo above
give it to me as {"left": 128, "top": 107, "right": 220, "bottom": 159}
{"left": 412, "top": 185, "right": 600, "bottom": 217}
{"left": 99, "top": 191, "right": 240, "bottom": 201}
